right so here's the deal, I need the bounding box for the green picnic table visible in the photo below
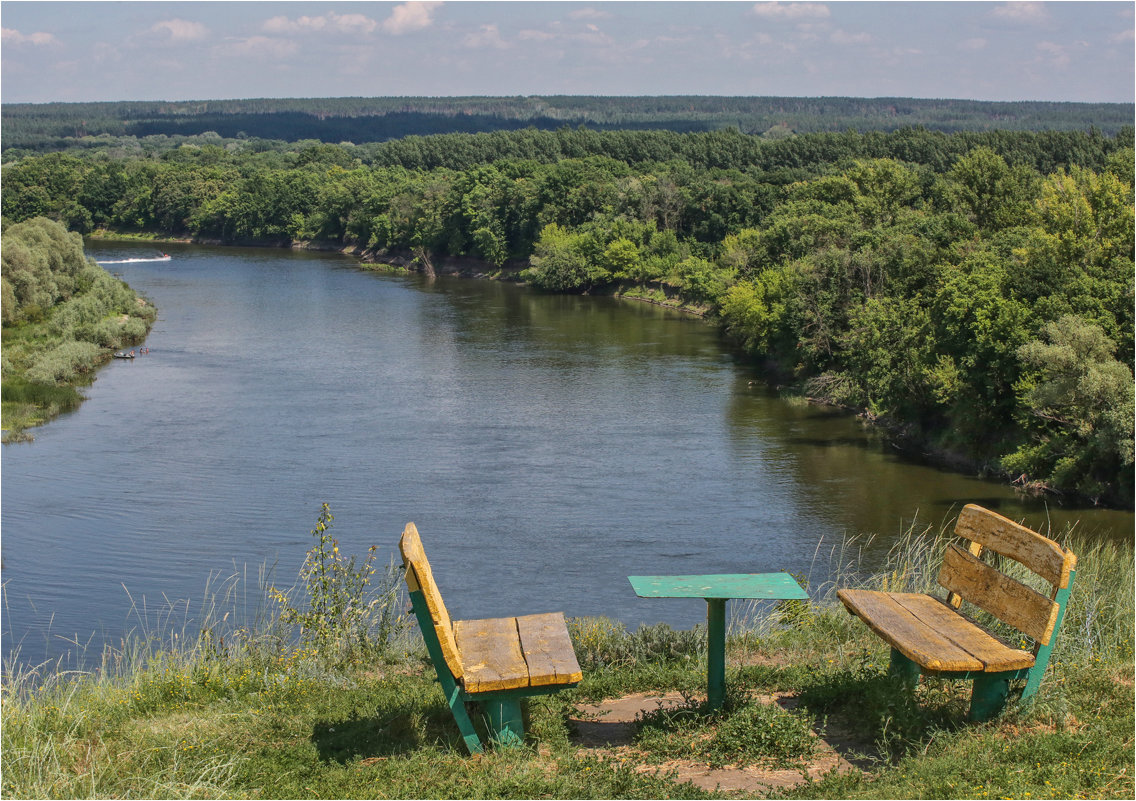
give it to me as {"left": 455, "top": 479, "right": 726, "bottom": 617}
{"left": 628, "top": 573, "right": 809, "bottom": 709}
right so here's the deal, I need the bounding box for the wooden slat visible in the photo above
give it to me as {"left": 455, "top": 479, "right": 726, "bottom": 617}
{"left": 516, "top": 613, "right": 583, "bottom": 687}
{"left": 938, "top": 544, "right": 1060, "bottom": 644}
{"left": 399, "top": 523, "right": 464, "bottom": 680}
{"left": 453, "top": 616, "right": 530, "bottom": 693}
{"left": 838, "top": 589, "right": 983, "bottom": 671}
{"left": 955, "top": 505, "right": 1076, "bottom": 588}
{"left": 890, "top": 594, "right": 1035, "bottom": 672}
{"left": 947, "top": 540, "right": 985, "bottom": 609}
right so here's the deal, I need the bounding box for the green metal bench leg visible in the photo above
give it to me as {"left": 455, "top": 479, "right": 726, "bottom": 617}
{"left": 446, "top": 686, "right": 485, "bottom": 755}
{"left": 888, "top": 648, "right": 921, "bottom": 689}
{"left": 407, "top": 588, "right": 485, "bottom": 754}
{"left": 481, "top": 697, "right": 525, "bottom": 748}
{"left": 969, "top": 672, "right": 1012, "bottom": 722}
{"left": 1022, "top": 569, "right": 1076, "bottom": 703}
{"left": 706, "top": 598, "right": 727, "bottom": 710}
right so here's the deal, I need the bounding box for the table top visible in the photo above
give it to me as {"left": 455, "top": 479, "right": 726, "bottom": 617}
{"left": 628, "top": 573, "right": 809, "bottom": 600}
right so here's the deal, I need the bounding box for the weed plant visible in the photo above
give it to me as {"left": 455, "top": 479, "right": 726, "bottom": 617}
{"left": 269, "top": 503, "right": 407, "bottom": 667}
{"left": 633, "top": 686, "right": 818, "bottom": 769}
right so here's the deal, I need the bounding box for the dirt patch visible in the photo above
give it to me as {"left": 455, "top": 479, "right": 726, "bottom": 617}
{"left": 568, "top": 692, "right": 875, "bottom": 796}
{"left": 571, "top": 692, "right": 689, "bottom": 747}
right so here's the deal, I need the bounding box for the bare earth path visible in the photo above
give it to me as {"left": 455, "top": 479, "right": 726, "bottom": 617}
{"left": 568, "top": 692, "right": 877, "bottom": 796}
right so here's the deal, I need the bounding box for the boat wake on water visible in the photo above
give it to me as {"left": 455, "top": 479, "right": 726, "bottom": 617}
{"left": 97, "top": 255, "right": 172, "bottom": 264}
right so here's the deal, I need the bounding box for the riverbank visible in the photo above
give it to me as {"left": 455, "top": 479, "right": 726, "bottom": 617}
{"left": 3, "top": 521, "right": 1131, "bottom": 799}
{"left": 1, "top": 220, "right": 156, "bottom": 442}
{"left": 85, "top": 229, "right": 714, "bottom": 317}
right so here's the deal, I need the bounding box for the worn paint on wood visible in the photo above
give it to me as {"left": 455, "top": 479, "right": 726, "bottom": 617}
{"left": 399, "top": 523, "right": 464, "bottom": 680}
{"left": 890, "top": 593, "right": 1035, "bottom": 672}
{"left": 628, "top": 573, "right": 809, "bottom": 600}
{"left": 453, "top": 616, "right": 531, "bottom": 693}
{"left": 516, "top": 613, "right": 583, "bottom": 686}
{"left": 837, "top": 589, "right": 984, "bottom": 671}
{"left": 938, "top": 544, "right": 1059, "bottom": 644}
{"left": 955, "top": 504, "right": 1076, "bottom": 588}
{"left": 947, "top": 540, "right": 986, "bottom": 609}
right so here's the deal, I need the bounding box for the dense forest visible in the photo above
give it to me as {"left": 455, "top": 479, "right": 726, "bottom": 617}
{"left": 3, "top": 95, "right": 1133, "bottom": 153}
{"left": 2, "top": 124, "right": 1132, "bottom": 505}
{"left": 0, "top": 218, "right": 156, "bottom": 440}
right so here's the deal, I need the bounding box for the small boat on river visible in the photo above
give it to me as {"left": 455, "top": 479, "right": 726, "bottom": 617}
{"left": 97, "top": 254, "right": 171, "bottom": 265}
{"left": 113, "top": 351, "right": 136, "bottom": 360}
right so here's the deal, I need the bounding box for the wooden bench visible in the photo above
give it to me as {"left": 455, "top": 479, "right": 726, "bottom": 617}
{"left": 837, "top": 504, "right": 1077, "bottom": 722}
{"left": 399, "top": 523, "right": 583, "bottom": 753}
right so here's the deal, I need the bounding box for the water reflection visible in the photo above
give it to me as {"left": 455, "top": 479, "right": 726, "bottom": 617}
{"left": 2, "top": 243, "right": 1130, "bottom": 669}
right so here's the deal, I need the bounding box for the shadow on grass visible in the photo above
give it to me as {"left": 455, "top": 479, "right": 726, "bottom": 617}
{"left": 791, "top": 667, "right": 968, "bottom": 762}
{"left": 310, "top": 702, "right": 472, "bottom": 762}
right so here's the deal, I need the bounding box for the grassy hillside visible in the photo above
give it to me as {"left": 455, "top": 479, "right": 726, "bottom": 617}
{"left": 2, "top": 509, "right": 1132, "bottom": 799}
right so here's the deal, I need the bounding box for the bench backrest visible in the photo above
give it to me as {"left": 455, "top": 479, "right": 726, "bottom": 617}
{"left": 939, "top": 504, "right": 1077, "bottom": 646}
{"left": 399, "top": 522, "right": 464, "bottom": 681}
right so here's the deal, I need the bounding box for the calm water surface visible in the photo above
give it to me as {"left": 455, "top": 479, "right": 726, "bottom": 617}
{"left": 3, "top": 243, "right": 1131, "bottom": 665}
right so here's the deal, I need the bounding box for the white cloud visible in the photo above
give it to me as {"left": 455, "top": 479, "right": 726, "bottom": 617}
{"left": 215, "top": 36, "right": 300, "bottom": 60}
{"left": 150, "top": 19, "right": 209, "bottom": 42}
{"left": 1036, "top": 41, "right": 1071, "bottom": 68}
{"left": 464, "top": 23, "right": 508, "bottom": 50}
{"left": 829, "top": 29, "right": 871, "bottom": 46}
{"left": 263, "top": 13, "right": 379, "bottom": 35}
{"left": 989, "top": 2, "right": 1049, "bottom": 25}
{"left": 751, "top": 3, "right": 830, "bottom": 20}
{"left": 569, "top": 7, "right": 613, "bottom": 20}
{"left": 518, "top": 29, "right": 555, "bottom": 42}
{"left": 1109, "top": 29, "right": 1135, "bottom": 44}
{"left": 1, "top": 27, "right": 61, "bottom": 46}
{"left": 958, "top": 37, "right": 988, "bottom": 51}
{"left": 382, "top": 2, "right": 443, "bottom": 35}
{"left": 92, "top": 42, "right": 122, "bottom": 63}
{"left": 334, "top": 14, "right": 382, "bottom": 34}
{"left": 262, "top": 16, "right": 302, "bottom": 33}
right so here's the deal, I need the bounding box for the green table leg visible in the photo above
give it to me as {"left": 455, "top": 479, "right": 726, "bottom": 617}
{"left": 707, "top": 598, "right": 727, "bottom": 710}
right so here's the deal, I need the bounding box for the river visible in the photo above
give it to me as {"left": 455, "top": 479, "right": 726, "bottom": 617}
{"left": 2, "top": 242, "right": 1131, "bottom": 667}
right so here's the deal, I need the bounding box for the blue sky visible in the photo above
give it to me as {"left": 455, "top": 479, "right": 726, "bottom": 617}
{"left": 2, "top": 2, "right": 1133, "bottom": 104}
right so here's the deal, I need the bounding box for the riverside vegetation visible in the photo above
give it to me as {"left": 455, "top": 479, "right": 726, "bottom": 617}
{"left": 1, "top": 504, "right": 1132, "bottom": 799}
{"left": 2, "top": 124, "right": 1132, "bottom": 505}
{"left": 0, "top": 216, "right": 156, "bottom": 440}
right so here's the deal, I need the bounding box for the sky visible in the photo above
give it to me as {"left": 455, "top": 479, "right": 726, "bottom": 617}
{"left": 1, "top": 1, "right": 1133, "bottom": 104}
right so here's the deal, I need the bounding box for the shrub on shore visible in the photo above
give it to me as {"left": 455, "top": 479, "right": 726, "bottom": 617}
{"left": 1, "top": 217, "right": 155, "bottom": 441}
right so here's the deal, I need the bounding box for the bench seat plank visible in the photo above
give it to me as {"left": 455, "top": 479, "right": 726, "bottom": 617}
{"left": 838, "top": 590, "right": 1035, "bottom": 673}
{"left": 454, "top": 617, "right": 530, "bottom": 693}
{"left": 838, "top": 589, "right": 981, "bottom": 671}
{"left": 516, "top": 613, "right": 583, "bottom": 687}
{"left": 890, "top": 593, "right": 1035, "bottom": 672}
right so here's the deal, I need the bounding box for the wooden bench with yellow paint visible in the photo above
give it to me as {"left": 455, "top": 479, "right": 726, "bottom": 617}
{"left": 838, "top": 504, "right": 1077, "bottom": 722}
{"left": 399, "top": 523, "right": 582, "bottom": 753}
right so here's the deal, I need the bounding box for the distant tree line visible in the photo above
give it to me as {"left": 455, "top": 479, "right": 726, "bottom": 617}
{"left": 4, "top": 94, "right": 1132, "bottom": 153}
{"left": 2, "top": 126, "right": 1132, "bottom": 505}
